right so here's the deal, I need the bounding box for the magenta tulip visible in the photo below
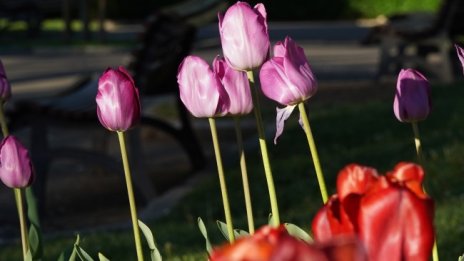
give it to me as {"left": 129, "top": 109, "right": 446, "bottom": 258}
{"left": 0, "top": 136, "right": 33, "bottom": 189}
{"left": 213, "top": 56, "right": 253, "bottom": 116}
{"left": 0, "top": 59, "right": 11, "bottom": 102}
{"left": 218, "top": 1, "right": 270, "bottom": 71}
{"left": 393, "top": 69, "right": 431, "bottom": 123}
{"left": 96, "top": 66, "right": 141, "bottom": 132}
{"left": 260, "top": 36, "right": 317, "bottom": 105}
{"left": 177, "top": 55, "right": 229, "bottom": 118}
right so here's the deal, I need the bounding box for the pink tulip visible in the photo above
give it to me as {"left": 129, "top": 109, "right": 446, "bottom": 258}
{"left": 0, "top": 136, "right": 33, "bottom": 189}
{"left": 213, "top": 56, "right": 253, "bottom": 116}
{"left": 260, "top": 36, "right": 317, "bottom": 105}
{"left": 218, "top": 1, "right": 270, "bottom": 71}
{"left": 96, "top": 66, "right": 141, "bottom": 132}
{"left": 393, "top": 69, "right": 431, "bottom": 123}
{"left": 177, "top": 55, "right": 229, "bottom": 118}
{"left": 259, "top": 36, "right": 317, "bottom": 143}
{"left": 0, "top": 59, "right": 11, "bottom": 102}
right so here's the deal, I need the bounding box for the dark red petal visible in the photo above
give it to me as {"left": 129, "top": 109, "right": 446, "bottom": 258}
{"left": 387, "top": 162, "right": 426, "bottom": 197}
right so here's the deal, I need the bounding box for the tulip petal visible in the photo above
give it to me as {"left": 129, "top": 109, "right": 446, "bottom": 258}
{"left": 0, "top": 59, "right": 11, "bottom": 101}
{"left": 387, "top": 162, "right": 426, "bottom": 198}
{"left": 274, "top": 105, "right": 296, "bottom": 144}
{"left": 455, "top": 44, "right": 464, "bottom": 74}
{"left": 336, "top": 164, "right": 379, "bottom": 201}
{"left": 0, "top": 136, "right": 33, "bottom": 188}
{"left": 359, "top": 184, "right": 435, "bottom": 261}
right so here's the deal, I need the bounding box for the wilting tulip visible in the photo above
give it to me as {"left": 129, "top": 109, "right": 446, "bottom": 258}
{"left": 218, "top": 1, "right": 270, "bottom": 71}
{"left": 393, "top": 69, "right": 431, "bottom": 123}
{"left": 96, "top": 67, "right": 141, "bottom": 131}
{"left": 0, "top": 136, "right": 33, "bottom": 188}
{"left": 213, "top": 56, "right": 253, "bottom": 116}
{"left": 259, "top": 36, "right": 317, "bottom": 143}
{"left": 210, "top": 225, "right": 366, "bottom": 261}
{"left": 0, "top": 59, "right": 11, "bottom": 102}
{"left": 178, "top": 55, "right": 229, "bottom": 118}
{"left": 455, "top": 44, "right": 464, "bottom": 74}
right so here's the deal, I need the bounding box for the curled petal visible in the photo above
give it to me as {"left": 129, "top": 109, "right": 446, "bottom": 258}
{"left": 336, "top": 164, "right": 379, "bottom": 201}
{"left": 387, "top": 162, "right": 426, "bottom": 198}
{"left": 274, "top": 105, "right": 296, "bottom": 144}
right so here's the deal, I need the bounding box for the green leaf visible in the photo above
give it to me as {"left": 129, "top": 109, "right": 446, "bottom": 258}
{"left": 68, "top": 235, "right": 80, "bottom": 261}
{"left": 216, "top": 220, "right": 230, "bottom": 241}
{"left": 138, "top": 220, "right": 162, "bottom": 261}
{"left": 75, "top": 245, "right": 94, "bottom": 261}
{"left": 233, "top": 229, "right": 249, "bottom": 239}
{"left": 29, "top": 224, "right": 42, "bottom": 260}
{"left": 459, "top": 254, "right": 464, "bottom": 261}
{"left": 197, "top": 217, "right": 212, "bottom": 254}
{"left": 98, "top": 253, "right": 110, "bottom": 261}
{"left": 284, "top": 223, "right": 313, "bottom": 243}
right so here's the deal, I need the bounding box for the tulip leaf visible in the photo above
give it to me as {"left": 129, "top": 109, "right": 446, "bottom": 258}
{"left": 138, "top": 220, "right": 162, "bottom": 261}
{"left": 29, "top": 224, "right": 42, "bottom": 260}
{"left": 26, "top": 188, "right": 43, "bottom": 259}
{"left": 68, "top": 235, "right": 80, "bottom": 261}
{"left": 459, "top": 254, "right": 464, "bottom": 261}
{"left": 197, "top": 217, "right": 212, "bottom": 254}
{"left": 216, "top": 220, "right": 230, "bottom": 241}
{"left": 284, "top": 223, "right": 313, "bottom": 243}
{"left": 75, "top": 245, "right": 94, "bottom": 261}
{"left": 234, "top": 229, "right": 249, "bottom": 239}
{"left": 98, "top": 253, "right": 110, "bottom": 261}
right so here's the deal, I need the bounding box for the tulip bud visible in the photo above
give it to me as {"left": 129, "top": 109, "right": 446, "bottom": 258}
{"left": 260, "top": 36, "right": 317, "bottom": 106}
{"left": 0, "top": 136, "right": 33, "bottom": 189}
{"left": 218, "top": 1, "right": 270, "bottom": 71}
{"left": 177, "top": 55, "right": 229, "bottom": 118}
{"left": 393, "top": 69, "right": 431, "bottom": 123}
{"left": 96, "top": 66, "right": 141, "bottom": 132}
{"left": 0, "top": 59, "right": 11, "bottom": 102}
{"left": 213, "top": 56, "right": 253, "bottom": 116}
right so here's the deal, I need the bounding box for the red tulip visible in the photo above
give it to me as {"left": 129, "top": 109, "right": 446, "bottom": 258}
{"left": 0, "top": 136, "right": 34, "bottom": 188}
{"left": 96, "top": 67, "right": 141, "bottom": 131}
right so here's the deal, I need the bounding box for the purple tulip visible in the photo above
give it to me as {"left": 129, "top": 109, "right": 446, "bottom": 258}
{"left": 259, "top": 36, "right": 317, "bottom": 143}
{"left": 0, "top": 59, "right": 11, "bottom": 102}
{"left": 0, "top": 136, "right": 33, "bottom": 189}
{"left": 455, "top": 44, "right": 464, "bottom": 74}
{"left": 393, "top": 69, "right": 431, "bottom": 123}
{"left": 260, "top": 36, "right": 317, "bottom": 105}
{"left": 218, "top": 1, "right": 270, "bottom": 71}
{"left": 213, "top": 56, "right": 253, "bottom": 116}
{"left": 177, "top": 55, "right": 229, "bottom": 118}
{"left": 96, "top": 67, "right": 141, "bottom": 131}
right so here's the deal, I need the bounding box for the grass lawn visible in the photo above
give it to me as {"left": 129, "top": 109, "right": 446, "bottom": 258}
{"left": 1, "top": 81, "right": 464, "bottom": 260}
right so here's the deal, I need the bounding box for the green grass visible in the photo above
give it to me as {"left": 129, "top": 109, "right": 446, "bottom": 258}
{"left": 2, "top": 82, "right": 464, "bottom": 260}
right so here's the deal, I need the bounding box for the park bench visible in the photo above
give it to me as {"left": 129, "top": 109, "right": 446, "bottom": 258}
{"left": 373, "top": 0, "right": 464, "bottom": 82}
{"left": 6, "top": 0, "right": 227, "bottom": 212}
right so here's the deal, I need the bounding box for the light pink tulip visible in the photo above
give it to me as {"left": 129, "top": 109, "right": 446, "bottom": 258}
{"left": 213, "top": 56, "right": 253, "bottom": 116}
{"left": 0, "top": 136, "right": 33, "bottom": 189}
{"left": 455, "top": 44, "right": 464, "bottom": 74}
{"left": 260, "top": 36, "right": 317, "bottom": 106}
{"left": 177, "top": 55, "right": 229, "bottom": 118}
{"left": 218, "top": 1, "right": 270, "bottom": 71}
{"left": 393, "top": 69, "right": 431, "bottom": 123}
{"left": 96, "top": 66, "right": 141, "bottom": 131}
{"left": 0, "top": 59, "right": 11, "bottom": 102}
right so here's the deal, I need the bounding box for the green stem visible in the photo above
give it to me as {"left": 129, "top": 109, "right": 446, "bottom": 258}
{"left": 233, "top": 117, "right": 255, "bottom": 234}
{"left": 411, "top": 122, "right": 438, "bottom": 261}
{"left": 117, "top": 131, "right": 144, "bottom": 261}
{"left": 298, "top": 103, "right": 328, "bottom": 203}
{"left": 208, "top": 118, "right": 235, "bottom": 242}
{"left": 247, "top": 71, "right": 280, "bottom": 226}
{"left": 0, "top": 103, "right": 29, "bottom": 259}
{"left": 411, "top": 122, "right": 424, "bottom": 165}
{"left": 14, "top": 189, "right": 29, "bottom": 260}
